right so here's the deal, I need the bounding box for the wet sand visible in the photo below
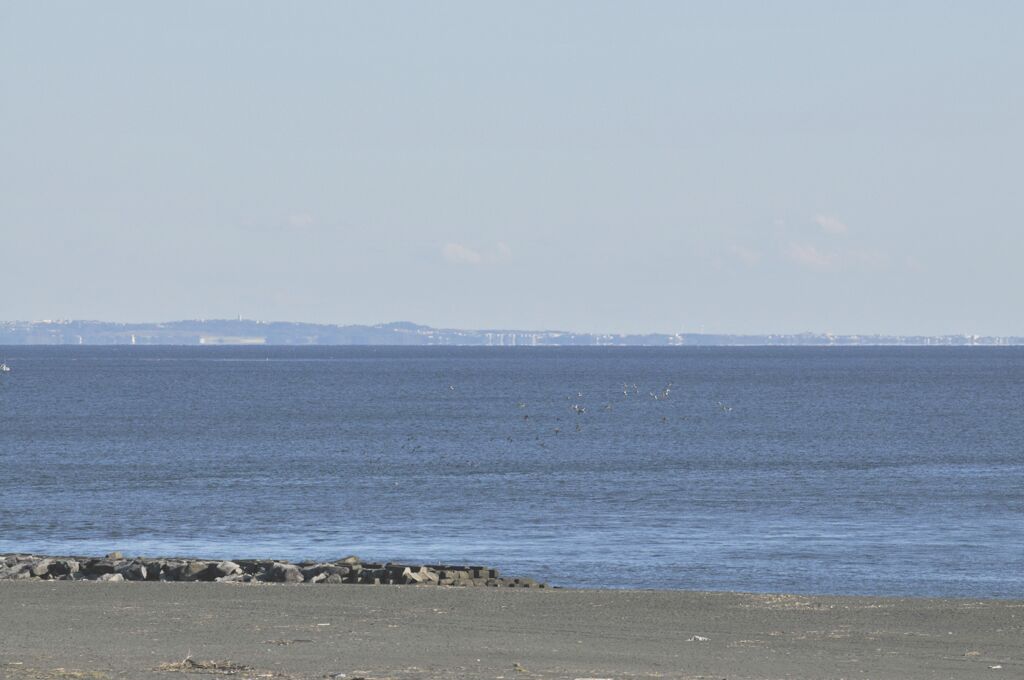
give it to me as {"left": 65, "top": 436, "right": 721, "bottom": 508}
{"left": 0, "top": 582, "right": 1020, "bottom": 679}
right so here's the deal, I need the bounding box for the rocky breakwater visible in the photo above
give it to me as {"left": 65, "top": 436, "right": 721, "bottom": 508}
{"left": 0, "top": 552, "right": 546, "bottom": 588}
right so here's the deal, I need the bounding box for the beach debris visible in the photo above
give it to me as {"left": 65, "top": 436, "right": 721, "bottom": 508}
{"left": 156, "top": 656, "right": 253, "bottom": 675}
{"left": 263, "top": 638, "right": 313, "bottom": 646}
{"left": 8, "top": 670, "right": 111, "bottom": 679}
{"left": 686, "top": 635, "right": 709, "bottom": 642}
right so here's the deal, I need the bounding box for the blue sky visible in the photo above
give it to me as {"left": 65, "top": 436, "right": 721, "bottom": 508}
{"left": 2, "top": 2, "right": 1022, "bottom": 334}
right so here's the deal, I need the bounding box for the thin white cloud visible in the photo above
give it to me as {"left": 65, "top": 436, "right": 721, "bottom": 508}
{"left": 905, "top": 255, "right": 925, "bottom": 272}
{"left": 729, "top": 245, "right": 762, "bottom": 266}
{"left": 786, "top": 243, "right": 835, "bottom": 271}
{"left": 285, "top": 212, "right": 316, "bottom": 230}
{"left": 814, "top": 214, "right": 848, "bottom": 235}
{"left": 850, "top": 249, "right": 890, "bottom": 269}
{"left": 442, "top": 242, "right": 483, "bottom": 265}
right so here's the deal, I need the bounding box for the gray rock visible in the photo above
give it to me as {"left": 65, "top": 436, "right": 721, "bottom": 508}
{"left": 0, "top": 553, "right": 546, "bottom": 589}
{"left": 300, "top": 563, "right": 335, "bottom": 581}
{"left": 119, "top": 562, "right": 148, "bottom": 581}
{"left": 403, "top": 569, "right": 427, "bottom": 584}
{"left": 30, "top": 559, "right": 54, "bottom": 578}
{"left": 215, "top": 573, "right": 248, "bottom": 583}
{"left": 83, "top": 559, "right": 119, "bottom": 576}
{"left": 156, "top": 560, "right": 184, "bottom": 580}
{"left": 0, "top": 564, "right": 21, "bottom": 580}
{"left": 266, "top": 562, "right": 303, "bottom": 583}
{"left": 49, "top": 559, "right": 80, "bottom": 577}
{"left": 141, "top": 560, "right": 166, "bottom": 580}
{"left": 215, "top": 561, "right": 242, "bottom": 577}
{"left": 174, "top": 560, "right": 216, "bottom": 581}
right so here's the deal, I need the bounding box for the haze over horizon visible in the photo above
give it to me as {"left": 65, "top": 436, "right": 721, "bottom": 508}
{"left": 3, "top": 2, "right": 1022, "bottom": 336}
{"left": 4, "top": 316, "right": 1024, "bottom": 342}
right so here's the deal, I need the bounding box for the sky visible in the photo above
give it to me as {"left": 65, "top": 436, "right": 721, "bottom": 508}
{"left": 2, "top": 2, "right": 1022, "bottom": 335}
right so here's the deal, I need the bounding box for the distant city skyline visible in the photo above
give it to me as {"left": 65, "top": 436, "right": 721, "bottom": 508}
{"left": 3, "top": 2, "right": 1023, "bottom": 335}
{"left": 3, "top": 318, "right": 1021, "bottom": 347}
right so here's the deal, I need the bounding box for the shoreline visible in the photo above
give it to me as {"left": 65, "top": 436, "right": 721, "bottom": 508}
{"left": 6, "top": 550, "right": 1022, "bottom": 600}
{"left": 2, "top": 582, "right": 1021, "bottom": 680}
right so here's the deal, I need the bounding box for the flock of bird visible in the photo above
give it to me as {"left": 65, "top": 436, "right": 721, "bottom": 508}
{"left": 374, "top": 380, "right": 739, "bottom": 471}
{"left": 442, "top": 380, "right": 735, "bottom": 436}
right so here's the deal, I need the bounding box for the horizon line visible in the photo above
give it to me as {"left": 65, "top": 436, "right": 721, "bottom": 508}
{"left": 2, "top": 317, "right": 1021, "bottom": 341}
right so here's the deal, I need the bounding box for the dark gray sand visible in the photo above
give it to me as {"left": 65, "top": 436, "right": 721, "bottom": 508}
{"left": 1, "top": 582, "right": 1020, "bottom": 679}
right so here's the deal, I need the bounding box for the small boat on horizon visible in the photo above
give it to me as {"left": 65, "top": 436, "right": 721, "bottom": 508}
{"left": 0, "top": 361, "right": 11, "bottom": 373}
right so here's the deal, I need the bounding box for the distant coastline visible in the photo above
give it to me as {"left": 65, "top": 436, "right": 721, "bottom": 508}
{"left": 1, "top": 319, "right": 1020, "bottom": 346}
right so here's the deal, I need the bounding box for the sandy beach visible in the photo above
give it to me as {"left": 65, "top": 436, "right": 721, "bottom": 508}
{"left": 1, "top": 582, "right": 1020, "bottom": 679}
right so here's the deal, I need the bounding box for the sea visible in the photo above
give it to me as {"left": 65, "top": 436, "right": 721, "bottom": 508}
{"left": 1, "top": 346, "right": 1021, "bottom": 598}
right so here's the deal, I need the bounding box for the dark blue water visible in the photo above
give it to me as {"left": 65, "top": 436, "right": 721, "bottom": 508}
{"left": 1, "top": 346, "right": 1022, "bottom": 597}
